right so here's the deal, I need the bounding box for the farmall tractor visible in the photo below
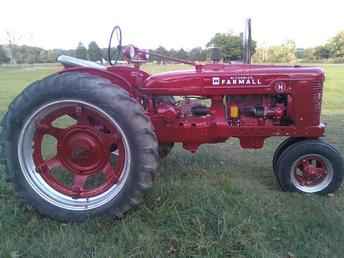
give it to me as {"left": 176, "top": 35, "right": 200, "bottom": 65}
{"left": 0, "top": 21, "right": 343, "bottom": 221}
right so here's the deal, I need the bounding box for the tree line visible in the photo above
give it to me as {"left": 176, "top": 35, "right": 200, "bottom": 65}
{"left": 0, "top": 30, "right": 344, "bottom": 64}
{"left": 253, "top": 31, "right": 344, "bottom": 64}
{"left": 0, "top": 32, "right": 255, "bottom": 64}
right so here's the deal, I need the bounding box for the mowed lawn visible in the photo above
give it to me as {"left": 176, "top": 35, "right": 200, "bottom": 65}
{"left": 0, "top": 63, "right": 343, "bottom": 258}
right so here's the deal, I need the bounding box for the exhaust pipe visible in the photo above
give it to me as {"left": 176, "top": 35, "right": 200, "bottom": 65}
{"left": 243, "top": 18, "right": 252, "bottom": 64}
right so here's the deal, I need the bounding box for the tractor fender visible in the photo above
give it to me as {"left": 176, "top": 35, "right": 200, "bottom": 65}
{"left": 58, "top": 67, "right": 134, "bottom": 95}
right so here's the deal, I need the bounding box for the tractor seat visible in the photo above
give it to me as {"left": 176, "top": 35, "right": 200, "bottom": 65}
{"left": 57, "top": 55, "right": 106, "bottom": 70}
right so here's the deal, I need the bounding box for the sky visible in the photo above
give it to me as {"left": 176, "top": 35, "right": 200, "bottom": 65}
{"left": 0, "top": 0, "right": 343, "bottom": 50}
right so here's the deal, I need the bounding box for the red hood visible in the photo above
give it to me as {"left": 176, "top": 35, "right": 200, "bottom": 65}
{"left": 142, "top": 63, "right": 324, "bottom": 96}
{"left": 146, "top": 63, "right": 325, "bottom": 82}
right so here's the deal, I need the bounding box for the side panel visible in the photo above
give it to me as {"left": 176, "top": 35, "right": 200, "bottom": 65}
{"left": 144, "top": 67, "right": 325, "bottom": 149}
{"left": 141, "top": 66, "right": 324, "bottom": 96}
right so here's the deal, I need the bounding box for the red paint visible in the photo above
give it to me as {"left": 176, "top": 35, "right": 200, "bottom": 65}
{"left": 294, "top": 156, "right": 328, "bottom": 186}
{"left": 58, "top": 48, "right": 326, "bottom": 151}
{"left": 33, "top": 104, "right": 125, "bottom": 198}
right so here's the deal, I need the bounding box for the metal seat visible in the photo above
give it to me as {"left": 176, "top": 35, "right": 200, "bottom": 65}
{"left": 57, "top": 55, "right": 106, "bottom": 70}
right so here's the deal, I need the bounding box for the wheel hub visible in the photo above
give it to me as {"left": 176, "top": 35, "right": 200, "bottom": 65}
{"left": 58, "top": 126, "right": 108, "bottom": 175}
{"left": 18, "top": 99, "right": 131, "bottom": 211}
{"left": 296, "top": 156, "right": 327, "bottom": 186}
{"left": 292, "top": 154, "right": 333, "bottom": 191}
{"left": 28, "top": 102, "right": 127, "bottom": 199}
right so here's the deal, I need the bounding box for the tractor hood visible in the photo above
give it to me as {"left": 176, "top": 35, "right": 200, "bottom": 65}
{"left": 142, "top": 64, "right": 324, "bottom": 96}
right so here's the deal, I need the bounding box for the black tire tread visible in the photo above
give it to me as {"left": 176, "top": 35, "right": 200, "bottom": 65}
{"left": 273, "top": 137, "right": 307, "bottom": 173}
{"left": 1, "top": 72, "right": 159, "bottom": 221}
{"left": 276, "top": 139, "right": 344, "bottom": 194}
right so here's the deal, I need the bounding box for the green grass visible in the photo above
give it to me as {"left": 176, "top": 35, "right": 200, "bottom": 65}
{"left": 0, "top": 63, "right": 344, "bottom": 258}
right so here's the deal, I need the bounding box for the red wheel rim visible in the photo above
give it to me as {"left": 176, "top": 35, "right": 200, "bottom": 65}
{"left": 292, "top": 155, "right": 332, "bottom": 191}
{"left": 32, "top": 103, "right": 126, "bottom": 198}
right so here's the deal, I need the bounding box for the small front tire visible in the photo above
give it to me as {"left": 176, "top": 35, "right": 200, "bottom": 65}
{"left": 276, "top": 139, "right": 344, "bottom": 194}
{"left": 272, "top": 137, "right": 306, "bottom": 173}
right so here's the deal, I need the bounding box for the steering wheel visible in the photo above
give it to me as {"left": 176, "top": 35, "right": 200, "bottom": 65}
{"left": 108, "top": 26, "right": 122, "bottom": 65}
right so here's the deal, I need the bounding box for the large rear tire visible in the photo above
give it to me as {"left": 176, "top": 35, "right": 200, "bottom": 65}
{"left": 1, "top": 72, "right": 159, "bottom": 221}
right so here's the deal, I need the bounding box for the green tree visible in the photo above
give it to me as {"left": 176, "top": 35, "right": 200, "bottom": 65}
{"left": 88, "top": 41, "right": 103, "bottom": 62}
{"left": 168, "top": 48, "right": 178, "bottom": 59}
{"left": 252, "top": 40, "right": 296, "bottom": 64}
{"left": 153, "top": 46, "right": 169, "bottom": 63}
{"left": 38, "top": 50, "right": 49, "bottom": 63}
{"left": 207, "top": 32, "right": 256, "bottom": 62}
{"left": 314, "top": 45, "right": 331, "bottom": 59}
{"left": 47, "top": 50, "right": 60, "bottom": 63}
{"left": 328, "top": 31, "right": 344, "bottom": 58}
{"left": 252, "top": 48, "right": 267, "bottom": 63}
{"left": 189, "top": 47, "right": 207, "bottom": 61}
{"left": 176, "top": 48, "right": 189, "bottom": 60}
{"left": 8, "top": 45, "right": 43, "bottom": 64}
{"left": 0, "top": 46, "right": 10, "bottom": 64}
{"left": 303, "top": 48, "right": 316, "bottom": 61}
{"left": 75, "top": 42, "right": 88, "bottom": 59}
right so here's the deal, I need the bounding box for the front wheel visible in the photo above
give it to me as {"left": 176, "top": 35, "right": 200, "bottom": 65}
{"left": 1, "top": 72, "right": 159, "bottom": 221}
{"left": 272, "top": 137, "right": 306, "bottom": 173}
{"left": 276, "top": 139, "right": 344, "bottom": 194}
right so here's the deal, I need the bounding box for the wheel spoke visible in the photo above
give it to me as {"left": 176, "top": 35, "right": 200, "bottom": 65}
{"left": 36, "top": 156, "right": 62, "bottom": 173}
{"left": 294, "top": 155, "right": 330, "bottom": 189}
{"left": 20, "top": 100, "right": 131, "bottom": 203}
{"left": 103, "top": 162, "right": 120, "bottom": 182}
{"left": 36, "top": 122, "right": 66, "bottom": 139}
{"left": 314, "top": 167, "right": 327, "bottom": 177}
{"left": 72, "top": 175, "right": 89, "bottom": 195}
{"left": 46, "top": 156, "right": 62, "bottom": 170}
{"left": 301, "top": 159, "right": 311, "bottom": 170}
{"left": 74, "top": 105, "right": 90, "bottom": 125}
{"left": 295, "top": 175, "right": 306, "bottom": 186}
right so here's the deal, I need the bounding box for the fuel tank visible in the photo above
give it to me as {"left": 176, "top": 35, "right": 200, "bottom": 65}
{"left": 141, "top": 64, "right": 324, "bottom": 96}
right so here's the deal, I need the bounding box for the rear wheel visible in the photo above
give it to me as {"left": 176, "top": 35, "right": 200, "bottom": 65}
{"left": 2, "top": 72, "right": 159, "bottom": 221}
{"left": 276, "top": 139, "right": 344, "bottom": 194}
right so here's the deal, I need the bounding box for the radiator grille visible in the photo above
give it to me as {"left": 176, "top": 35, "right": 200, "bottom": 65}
{"left": 311, "top": 81, "right": 323, "bottom": 125}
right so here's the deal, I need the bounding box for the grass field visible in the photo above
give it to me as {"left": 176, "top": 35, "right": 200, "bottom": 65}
{"left": 0, "top": 63, "right": 343, "bottom": 258}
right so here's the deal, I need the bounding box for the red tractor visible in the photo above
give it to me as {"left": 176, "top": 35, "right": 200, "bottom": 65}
{"left": 1, "top": 21, "right": 343, "bottom": 221}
